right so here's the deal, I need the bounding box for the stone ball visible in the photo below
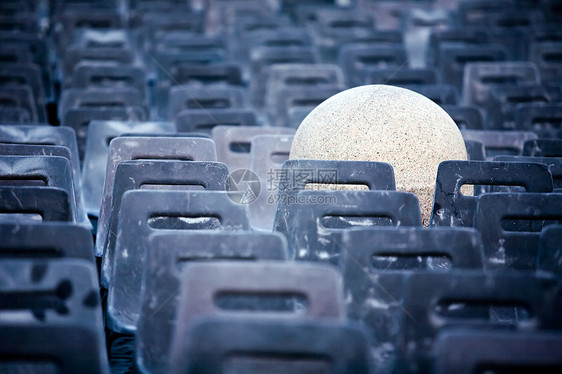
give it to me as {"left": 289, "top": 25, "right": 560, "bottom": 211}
{"left": 289, "top": 84, "right": 467, "bottom": 226}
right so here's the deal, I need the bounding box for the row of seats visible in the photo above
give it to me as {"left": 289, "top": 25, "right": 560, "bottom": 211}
{"left": 1, "top": 0, "right": 562, "bottom": 373}
{"left": 3, "top": 0, "right": 562, "bottom": 134}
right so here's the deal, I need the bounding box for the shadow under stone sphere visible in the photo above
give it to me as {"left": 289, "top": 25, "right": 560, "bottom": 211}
{"left": 289, "top": 84, "right": 467, "bottom": 226}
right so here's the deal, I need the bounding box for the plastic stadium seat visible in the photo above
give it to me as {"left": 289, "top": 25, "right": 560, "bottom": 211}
{"left": 176, "top": 108, "right": 257, "bottom": 134}
{"left": 441, "top": 105, "right": 484, "bottom": 130}
{"left": 136, "top": 231, "right": 288, "bottom": 374}
{"left": 434, "top": 330, "right": 562, "bottom": 374}
{"left": 0, "top": 155, "right": 89, "bottom": 227}
{"left": 0, "top": 259, "right": 109, "bottom": 374}
{"left": 462, "top": 62, "right": 540, "bottom": 109}
{"left": 494, "top": 155, "right": 562, "bottom": 191}
{"left": 62, "top": 107, "right": 148, "bottom": 159}
{"left": 474, "top": 192, "right": 562, "bottom": 270}
{"left": 461, "top": 129, "right": 538, "bottom": 159}
{"left": 514, "top": 103, "right": 562, "bottom": 139}
{"left": 523, "top": 139, "right": 562, "bottom": 157}
{"left": 168, "top": 85, "right": 246, "bottom": 121}
{"left": 96, "top": 136, "right": 217, "bottom": 257}
{"left": 273, "top": 159, "right": 397, "bottom": 239}
{"left": 98, "top": 160, "right": 229, "bottom": 287}
{"left": 289, "top": 190, "right": 423, "bottom": 264}
{"left": 171, "top": 318, "right": 372, "bottom": 374}
{"left": 0, "top": 222, "right": 94, "bottom": 261}
{"left": 339, "top": 43, "right": 408, "bottom": 87}
{"left": 431, "top": 160, "right": 553, "bottom": 227}
{"left": 398, "top": 271, "right": 562, "bottom": 373}
{"left": 212, "top": 125, "right": 295, "bottom": 172}
{"left": 485, "top": 84, "right": 551, "bottom": 130}
{"left": 81, "top": 120, "right": 175, "bottom": 217}
{"left": 107, "top": 190, "right": 251, "bottom": 333}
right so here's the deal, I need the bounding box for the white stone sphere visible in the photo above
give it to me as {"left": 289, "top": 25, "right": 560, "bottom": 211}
{"left": 289, "top": 84, "right": 468, "bottom": 226}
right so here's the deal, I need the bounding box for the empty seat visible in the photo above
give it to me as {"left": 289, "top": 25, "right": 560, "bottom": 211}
{"left": 231, "top": 15, "right": 291, "bottom": 48}
{"left": 0, "top": 259, "right": 109, "bottom": 373}
{"left": 54, "top": 8, "right": 122, "bottom": 53}
{"left": 341, "top": 227, "right": 484, "bottom": 274}
{"left": 0, "top": 106, "right": 32, "bottom": 123}
{"left": 81, "top": 120, "right": 175, "bottom": 218}
{"left": 494, "top": 155, "right": 562, "bottom": 191}
{"left": 169, "top": 63, "right": 243, "bottom": 87}
{"left": 364, "top": 68, "right": 438, "bottom": 86}
{"left": 154, "top": 61, "right": 242, "bottom": 118}
{"left": 107, "top": 190, "right": 251, "bottom": 333}
{"left": 461, "top": 129, "right": 538, "bottom": 159}
{"left": 0, "top": 63, "right": 47, "bottom": 121}
{"left": 267, "top": 85, "right": 343, "bottom": 127}
{"left": 530, "top": 41, "right": 562, "bottom": 82}
{"left": 428, "top": 28, "right": 490, "bottom": 67}
{"left": 98, "top": 160, "right": 229, "bottom": 286}
{"left": 311, "top": 8, "right": 376, "bottom": 62}
{"left": 169, "top": 261, "right": 347, "bottom": 364}
{"left": 523, "top": 139, "right": 562, "bottom": 157}
{"left": 0, "top": 155, "right": 89, "bottom": 227}
{"left": 141, "top": 11, "right": 204, "bottom": 51}
{"left": 399, "top": 271, "right": 562, "bottom": 373}
{"left": 485, "top": 84, "right": 551, "bottom": 130}
{"left": 514, "top": 103, "right": 562, "bottom": 139}
{"left": 0, "top": 125, "right": 83, "bottom": 206}
{"left": 176, "top": 108, "right": 257, "bottom": 134}
{"left": 273, "top": 159, "right": 396, "bottom": 239}
{"left": 435, "top": 43, "right": 508, "bottom": 89}
{"left": 431, "top": 160, "right": 553, "bottom": 227}
{"left": 96, "top": 136, "right": 217, "bottom": 255}
{"left": 462, "top": 62, "right": 540, "bottom": 109}
{"left": 441, "top": 105, "right": 484, "bottom": 130}
{"left": 59, "top": 87, "right": 146, "bottom": 122}
{"left": 0, "top": 186, "right": 72, "bottom": 223}
{"left": 170, "top": 317, "right": 372, "bottom": 374}
{"left": 61, "top": 46, "right": 134, "bottom": 81}
{"left": 434, "top": 330, "right": 562, "bottom": 374}
{"left": 244, "top": 28, "right": 313, "bottom": 62}
{"left": 168, "top": 85, "right": 246, "bottom": 121}
{"left": 136, "top": 231, "right": 288, "bottom": 374}
{"left": 290, "top": 190, "right": 423, "bottom": 264}
{"left": 264, "top": 63, "right": 344, "bottom": 125}
{"left": 249, "top": 45, "right": 318, "bottom": 108}
{"left": 475, "top": 192, "right": 562, "bottom": 269}
{"left": 340, "top": 228, "right": 484, "bottom": 373}
{"left": 212, "top": 125, "right": 295, "bottom": 172}
{"left": 338, "top": 43, "right": 408, "bottom": 87}
{"left": 0, "top": 86, "right": 38, "bottom": 122}
{"left": 62, "top": 107, "right": 148, "bottom": 159}
{"left": 69, "top": 64, "right": 147, "bottom": 100}
{"left": 0, "top": 222, "right": 94, "bottom": 261}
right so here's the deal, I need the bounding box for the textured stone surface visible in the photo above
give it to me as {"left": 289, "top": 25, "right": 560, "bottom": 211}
{"left": 289, "top": 84, "right": 467, "bottom": 226}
